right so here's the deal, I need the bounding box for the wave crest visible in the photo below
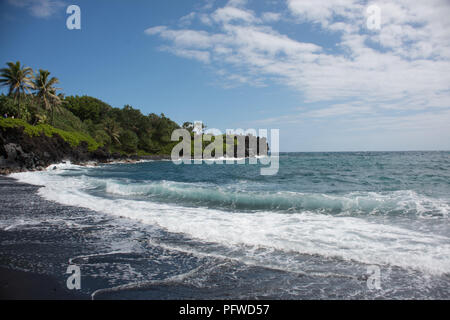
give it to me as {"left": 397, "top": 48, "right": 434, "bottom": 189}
{"left": 104, "top": 180, "right": 448, "bottom": 216}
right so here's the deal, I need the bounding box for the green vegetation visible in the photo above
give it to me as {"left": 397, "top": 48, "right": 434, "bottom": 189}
{"left": 33, "top": 69, "right": 62, "bottom": 125}
{"left": 0, "top": 61, "right": 183, "bottom": 156}
{"left": 0, "top": 118, "right": 100, "bottom": 152}
{"left": 0, "top": 61, "right": 34, "bottom": 119}
{"left": 0, "top": 61, "right": 252, "bottom": 158}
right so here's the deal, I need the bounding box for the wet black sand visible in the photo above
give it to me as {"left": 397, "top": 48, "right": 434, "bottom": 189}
{"left": 0, "top": 176, "right": 91, "bottom": 299}
{"left": 1, "top": 175, "right": 449, "bottom": 300}
{"left": 0, "top": 267, "right": 87, "bottom": 299}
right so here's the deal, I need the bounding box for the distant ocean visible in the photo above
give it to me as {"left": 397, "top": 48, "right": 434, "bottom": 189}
{"left": 3, "top": 152, "right": 450, "bottom": 299}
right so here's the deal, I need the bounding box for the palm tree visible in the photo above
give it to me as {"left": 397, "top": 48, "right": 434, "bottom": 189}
{"left": 0, "top": 61, "right": 34, "bottom": 119}
{"left": 33, "top": 69, "right": 62, "bottom": 125}
{"left": 103, "top": 118, "right": 121, "bottom": 146}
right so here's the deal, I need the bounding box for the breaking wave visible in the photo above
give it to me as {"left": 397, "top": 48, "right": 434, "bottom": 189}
{"left": 9, "top": 163, "right": 450, "bottom": 276}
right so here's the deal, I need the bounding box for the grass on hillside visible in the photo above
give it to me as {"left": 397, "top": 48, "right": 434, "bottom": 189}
{"left": 0, "top": 118, "right": 102, "bottom": 152}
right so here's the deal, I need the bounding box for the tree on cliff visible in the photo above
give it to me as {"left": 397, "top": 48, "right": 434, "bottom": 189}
{"left": 0, "top": 61, "right": 34, "bottom": 119}
{"left": 33, "top": 69, "right": 62, "bottom": 126}
{"left": 103, "top": 118, "right": 121, "bottom": 146}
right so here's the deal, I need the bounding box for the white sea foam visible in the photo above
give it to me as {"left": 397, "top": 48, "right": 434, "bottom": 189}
{"left": 45, "top": 161, "right": 81, "bottom": 170}
{"left": 9, "top": 169, "right": 450, "bottom": 276}
{"left": 102, "top": 180, "right": 449, "bottom": 217}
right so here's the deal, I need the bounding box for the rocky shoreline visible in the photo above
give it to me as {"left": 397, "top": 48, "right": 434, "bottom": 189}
{"left": 1, "top": 126, "right": 269, "bottom": 175}
{"left": 0, "top": 126, "right": 170, "bottom": 175}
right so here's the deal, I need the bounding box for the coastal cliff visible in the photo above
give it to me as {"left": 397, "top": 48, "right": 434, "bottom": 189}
{"left": 0, "top": 125, "right": 111, "bottom": 174}
{"left": 0, "top": 122, "right": 268, "bottom": 174}
{"left": 0, "top": 59, "right": 268, "bottom": 173}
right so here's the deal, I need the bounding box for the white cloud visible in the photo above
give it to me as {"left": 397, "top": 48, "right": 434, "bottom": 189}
{"left": 301, "top": 103, "right": 375, "bottom": 118}
{"left": 145, "top": 0, "right": 450, "bottom": 124}
{"left": 160, "top": 46, "right": 211, "bottom": 63}
{"left": 8, "top": 0, "right": 65, "bottom": 18}
{"left": 261, "top": 12, "right": 281, "bottom": 23}
{"left": 145, "top": 26, "right": 168, "bottom": 35}
{"left": 212, "top": 6, "right": 257, "bottom": 24}
{"left": 145, "top": 28, "right": 216, "bottom": 49}
{"left": 179, "top": 12, "right": 197, "bottom": 26}
{"left": 289, "top": 0, "right": 362, "bottom": 20}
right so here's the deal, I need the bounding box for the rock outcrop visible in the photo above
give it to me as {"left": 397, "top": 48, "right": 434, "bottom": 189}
{"left": 0, "top": 126, "right": 269, "bottom": 174}
{"left": 0, "top": 126, "right": 110, "bottom": 174}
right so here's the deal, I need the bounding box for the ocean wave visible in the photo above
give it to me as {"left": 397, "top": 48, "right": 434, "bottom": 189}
{"left": 102, "top": 180, "right": 449, "bottom": 217}
{"left": 9, "top": 170, "right": 450, "bottom": 275}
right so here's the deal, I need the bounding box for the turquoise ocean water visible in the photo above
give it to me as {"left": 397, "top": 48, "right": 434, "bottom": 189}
{"left": 6, "top": 152, "right": 450, "bottom": 299}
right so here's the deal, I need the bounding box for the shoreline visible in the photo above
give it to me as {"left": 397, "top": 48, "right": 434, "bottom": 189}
{"left": 0, "top": 154, "right": 172, "bottom": 175}
{"left": 0, "top": 266, "right": 89, "bottom": 300}
{"left": 1, "top": 123, "right": 269, "bottom": 175}
{"left": 1, "top": 121, "right": 175, "bottom": 175}
{"left": 1, "top": 157, "right": 450, "bottom": 299}
{"left": 0, "top": 176, "right": 92, "bottom": 299}
{"left": 1, "top": 154, "right": 268, "bottom": 175}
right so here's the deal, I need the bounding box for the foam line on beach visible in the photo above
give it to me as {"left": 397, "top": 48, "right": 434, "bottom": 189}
{"left": 9, "top": 169, "right": 450, "bottom": 276}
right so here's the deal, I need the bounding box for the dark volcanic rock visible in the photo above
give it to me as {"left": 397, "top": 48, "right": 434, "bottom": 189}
{"left": 90, "top": 147, "right": 111, "bottom": 163}
{"left": 0, "top": 126, "right": 113, "bottom": 174}
{"left": 0, "top": 126, "right": 270, "bottom": 174}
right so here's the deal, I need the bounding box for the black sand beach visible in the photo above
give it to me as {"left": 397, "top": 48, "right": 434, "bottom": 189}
{"left": 2, "top": 167, "right": 449, "bottom": 300}
{"left": 0, "top": 176, "right": 90, "bottom": 299}
{"left": 0, "top": 267, "right": 87, "bottom": 299}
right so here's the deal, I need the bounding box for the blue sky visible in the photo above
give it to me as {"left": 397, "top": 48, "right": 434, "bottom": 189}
{"left": 1, "top": 0, "right": 450, "bottom": 151}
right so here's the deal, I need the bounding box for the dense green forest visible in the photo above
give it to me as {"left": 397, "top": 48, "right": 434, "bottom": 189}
{"left": 0, "top": 61, "right": 185, "bottom": 156}
{"left": 0, "top": 61, "right": 265, "bottom": 158}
